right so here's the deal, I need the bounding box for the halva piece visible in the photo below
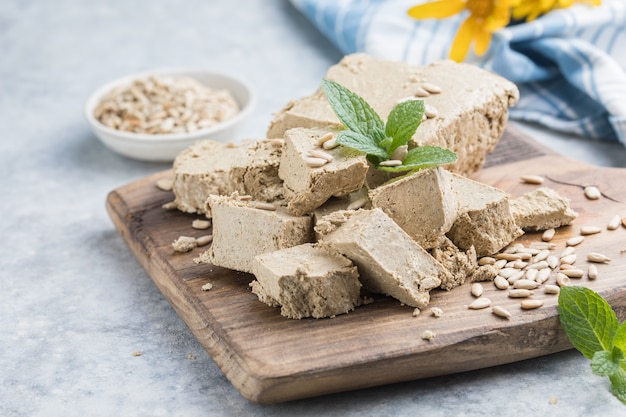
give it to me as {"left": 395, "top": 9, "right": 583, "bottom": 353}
{"left": 446, "top": 173, "right": 523, "bottom": 257}
{"left": 318, "top": 208, "right": 452, "bottom": 309}
{"left": 278, "top": 128, "right": 369, "bottom": 216}
{"left": 267, "top": 53, "right": 519, "bottom": 175}
{"left": 197, "top": 194, "right": 313, "bottom": 273}
{"left": 250, "top": 244, "right": 362, "bottom": 319}
{"left": 509, "top": 187, "right": 578, "bottom": 231}
{"left": 229, "top": 139, "right": 285, "bottom": 204}
{"left": 171, "top": 139, "right": 249, "bottom": 214}
{"left": 368, "top": 167, "right": 457, "bottom": 249}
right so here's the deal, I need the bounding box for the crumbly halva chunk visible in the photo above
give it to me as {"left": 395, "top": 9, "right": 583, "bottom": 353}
{"left": 510, "top": 187, "right": 578, "bottom": 231}
{"left": 196, "top": 194, "right": 313, "bottom": 273}
{"left": 430, "top": 237, "right": 477, "bottom": 290}
{"left": 229, "top": 139, "right": 285, "bottom": 204}
{"left": 267, "top": 53, "right": 519, "bottom": 175}
{"left": 318, "top": 208, "right": 452, "bottom": 309}
{"left": 369, "top": 167, "right": 457, "bottom": 249}
{"left": 171, "top": 139, "right": 250, "bottom": 214}
{"left": 278, "top": 128, "right": 369, "bottom": 216}
{"left": 446, "top": 173, "right": 523, "bottom": 257}
{"left": 250, "top": 244, "right": 362, "bottom": 319}
{"left": 471, "top": 264, "right": 499, "bottom": 282}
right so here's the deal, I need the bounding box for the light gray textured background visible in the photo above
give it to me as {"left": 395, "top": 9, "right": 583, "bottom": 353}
{"left": 2, "top": 1, "right": 626, "bottom": 416}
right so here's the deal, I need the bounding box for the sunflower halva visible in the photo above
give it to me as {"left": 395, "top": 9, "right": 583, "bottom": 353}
{"left": 163, "top": 54, "right": 578, "bottom": 319}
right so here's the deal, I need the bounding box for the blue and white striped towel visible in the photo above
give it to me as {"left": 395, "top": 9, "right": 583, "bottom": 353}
{"left": 290, "top": 0, "right": 626, "bottom": 147}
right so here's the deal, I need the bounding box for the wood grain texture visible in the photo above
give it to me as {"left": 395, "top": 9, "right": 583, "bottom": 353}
{"left": 106, "top": 127, "right": 626, "bottom": 403}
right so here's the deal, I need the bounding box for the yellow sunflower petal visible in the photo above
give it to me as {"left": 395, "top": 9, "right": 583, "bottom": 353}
{"left": 473, "top": 28, "right": 492, "bottom": 55}
{"left": 408, "top": 0, "right": 466, "bottom": 19}
{"left": 450, "top": 17, "right": 477, "bottom": 62}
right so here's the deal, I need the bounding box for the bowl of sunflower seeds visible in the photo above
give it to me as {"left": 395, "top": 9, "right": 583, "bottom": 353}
{"left": 85, "top": 69, "right": 255, "bottom": 161}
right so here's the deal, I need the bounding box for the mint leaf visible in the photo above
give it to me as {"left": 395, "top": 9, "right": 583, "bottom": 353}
{"left": 591, "top": 347, "right": 623, "bottom": 376}
{"left": 336, "top": 131, "right": 388, "bottom": 160}
{"left": 558, "top": 286, "right": 618, "bottom": 359}
{"left": 385, "top": 99, "right": 424, "bottom": 154}
{"left": 610, "top": 368, "right": 626, "bottom": 404}
{"left": 321, "top": 78, "right": 386, "bottom": 144}
{"left": 379, "top": 146, "right": 457, "bottom": 172}
{"left": 614, "top": 322, "right": 626, "bottom": 353}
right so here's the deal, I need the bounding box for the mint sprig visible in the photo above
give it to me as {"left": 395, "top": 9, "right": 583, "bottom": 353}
{"left": 321, "top": 78, "right": 457, "bottom": 172}
{"left": 558, "top": 286, "right": 626, "bottom": 403}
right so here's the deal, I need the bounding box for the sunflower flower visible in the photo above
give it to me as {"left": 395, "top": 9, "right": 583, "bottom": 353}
{"left": 408, "top": 0, "right": 518, "bottom": 62}
{"left": 513, "top": 0, "right": 602, "bottom": 22}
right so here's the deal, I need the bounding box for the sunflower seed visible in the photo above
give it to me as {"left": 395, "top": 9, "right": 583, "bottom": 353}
{"left": 308, "top": 149, "right": 334, "bottom": 162}
{"left": 608, "top": 215, "right": 621, "bottom": 230}
{"left": 566, "top": 236, "right": 585, "bottom": 247}
{"left": 468, "top": 298, "right": 492, "bottom": 309}
{"left": 316, "top": 132, "right": 334, "bottom": 146}
{"left": 478, "top": 256, "right": 496, "bottom": 266}
{"left": 496, "top": 253, "right": 522, "bottom": 261}
{"left": 390, "top": 145, "right": 408, "bottom": 161}
{"left": 347, "top": 197, "right": 368, "bottom": 211}
{"left": 580, "top": 226, "right": 602, "bottom": 236}
{"left": 507, "top": 270, "right": 526, "bottom": 284}
{"left": 379, "top": 159, "right": 403, "bottom": 167}
{"left": 424, "top": 105, "right": 438, "bottom": 118}
{"left": 322, "top": 138, "right": 339, "bottom": 150}
{"left": 494, "top": 276, "right": 510, "bottom": 290}
{"left": 560, "top": 254, "right": 577, "bottom": 265}
{"left": 422, "top": 82, "right": 442, "bottom": 94}
{"left": 586, "top": 252, "right": 611, "bottom": 263}
{"left": 508, "top": 289, "right": 534, "bottom": 298}
{"left": 156, "top": 178, "right": 174, "bottom": 191}
{"left": 520, "top": 175, "right": 545, "bottom": 185}
{"left": 544, "top": 284, "right": 560, "bottom": 294}
{"left": 533, "top": 249, "right": 550, "bottom": 263}
{"left": 247, "top": 201, "right": 276, "bottom": 211}
{"left": 195, "top": 235, "right": 213, "bottom": 247}
{"left": 492, "top": 306, "right": 512, "bottom": 319}
{"left": 471, "top": 283, "right": 484, "bottom": 297}
{"left": 520, "top": 299, "right": 544, "bottom": 310}
{"left": 192, "top": 219, "right": 211, "bottom": 230}
{"left": 514, "top": 279, "right": 540, "bottom": 290}
{"left": 536, "top": 268, "right": 551, "bottom": 284}
{"left": 547, "top": 255, "right": 559, "bottom": 269}
{"left": 525, "top": 269, "right": 539, "bottom": 281}
{"left": 413, "top": 87, "right": 430, "bottom": 97}
{"left": 561, "top": 268, "right": 584, "bottom": 278}
{"left": 305, "top": 157, "right": 329, "bottom": 168}
{"left": 556, "top": 273, "right": 571, "bottom": 287}
{"left": 588, "top": 264, "right": 599, "bottom": 280}
{"left": 542, "top": 228, "right": 555, "bottom": 242}
{"left": 560, "top": 247, "right": 576, "bottom": 257}
{"left": 584, "top": 186, "right": 601, "bottom": 200}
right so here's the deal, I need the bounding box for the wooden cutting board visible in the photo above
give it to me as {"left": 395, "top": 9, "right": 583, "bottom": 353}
{"left": 106, "top": 127, "right": 626, "bottom": 404}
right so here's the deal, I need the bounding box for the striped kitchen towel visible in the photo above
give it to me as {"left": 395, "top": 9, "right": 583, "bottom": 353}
{"left": 290, "top": 0, "right": 626, "bottom": 147}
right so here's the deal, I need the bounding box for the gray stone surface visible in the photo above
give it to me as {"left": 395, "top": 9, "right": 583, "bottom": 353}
{"left": 2, "top": 1, "right": 626, "bottom": 416}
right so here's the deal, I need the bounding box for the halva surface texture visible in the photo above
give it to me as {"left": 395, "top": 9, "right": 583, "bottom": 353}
{"left": 250, "top": 243, "right": 362, "bottom": 319}
{"left": 267, "top": 53, "right": 519, "bottom": 175}
{"left": 198, "top": 194, "right": 313, "bottom": 273}
{"left": 278, "top": 128, "right": 369, "bottom": 216}
{"left": 510, "top": 187, "right": 578, "bottom": 231}
{"left": 446, "top": 172, "right": 523, "bottom": 256}
{"left": 318, "top": 208, "right": 452, "bottom": 309}
{"left": 369, "top": 167, "right": 457, "bottom": 249}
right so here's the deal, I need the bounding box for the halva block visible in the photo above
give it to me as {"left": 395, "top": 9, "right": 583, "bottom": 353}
{"left": 267, "top": 53, "right": 519, "bottom": 175}
{"left": 446, "top": 173, "right": 523, "bottom": 256}
{"left": 197, "top": 194, "right": 313, "bottom": 273}
{"left": 368, "top": 167, "right": 457, "bottom": 249}
{"left": 171, "top": 140, "right": 249, "bottom": 214}
{"left": 229, "top": 139, "right": 285, "bottom": 204}
{"left": 278, "top": 128, "right": 369, "bottom": 216}
{"left": 510, "top": 187, "right": 578, "bottom": 231}
{"left": 318, "top": 208, "right": 452, "bottom": 309}
{"left": 250, "top": 244, "right": 362, "bottom": 319}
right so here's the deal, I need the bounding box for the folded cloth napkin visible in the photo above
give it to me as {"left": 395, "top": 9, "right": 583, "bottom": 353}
{"left": 290, "top": 0, "right": 626, "bottom": 147}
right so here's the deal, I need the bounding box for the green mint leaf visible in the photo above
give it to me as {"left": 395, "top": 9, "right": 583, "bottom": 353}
{"left": 614, "top": 322, "right": 626, "bottom": 353}
{"left": 385, "top": 99, "right": 424, "bottom": 154}
{"left": 378, "top": 146, "right": 457, "bottom": 172}
{"left": 336, "top": 131, "right": 388, "bottom": 160}
{"left": 558, "top": 286, "right": 618, "bottom": 359}
{"left": 610, "top": 368, "right": 626, "bottom": 404}
{"left": 591, "top": 348, "right": 623, "bottom": 376}
{"left": 321, "top": 78, "right": 386, "bottom": 144}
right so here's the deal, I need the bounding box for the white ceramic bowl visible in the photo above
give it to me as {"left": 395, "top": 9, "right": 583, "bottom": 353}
{"left": 85, "top": 69, "right": 256, "bottom": 161}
